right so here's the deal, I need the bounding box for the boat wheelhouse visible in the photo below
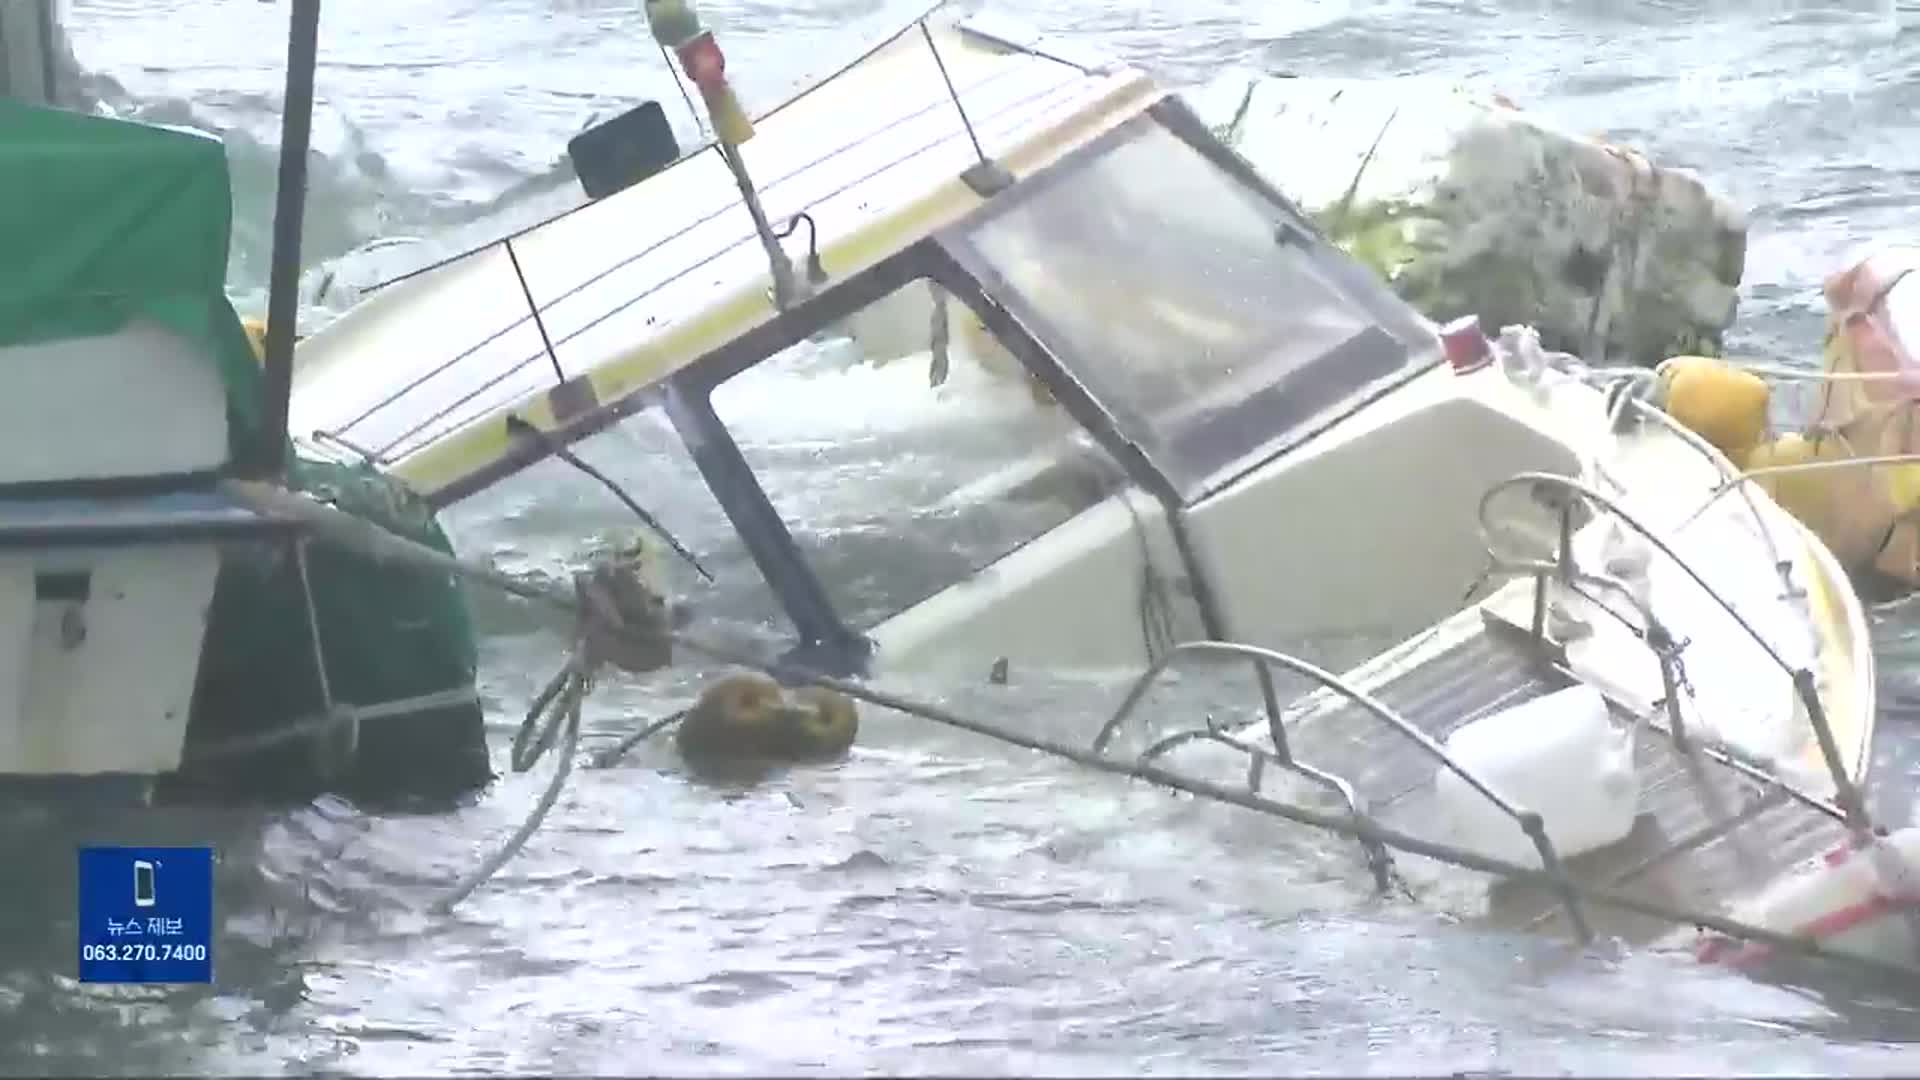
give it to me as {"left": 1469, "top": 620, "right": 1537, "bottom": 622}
{"left": 287, "top": 15, "right": 1459, "bottom": 677}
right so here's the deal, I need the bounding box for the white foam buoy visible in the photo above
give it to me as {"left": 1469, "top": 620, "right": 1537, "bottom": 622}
{"left": 1696, "top": 827, "right": 1920, "bottom": 968}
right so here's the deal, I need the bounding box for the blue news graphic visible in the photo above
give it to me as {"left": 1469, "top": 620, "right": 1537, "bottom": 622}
{"left": 77, "top": 846, "right": 213, "bottom": 985}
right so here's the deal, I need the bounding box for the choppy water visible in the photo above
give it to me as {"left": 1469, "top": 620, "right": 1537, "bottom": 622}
{"left": 7, "top": 0, "right": 1920, "bottom": 1074}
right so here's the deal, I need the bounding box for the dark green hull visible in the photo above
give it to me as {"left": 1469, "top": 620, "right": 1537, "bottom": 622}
{"left": 161, "top": 456, "right": 492, "bottom": 809}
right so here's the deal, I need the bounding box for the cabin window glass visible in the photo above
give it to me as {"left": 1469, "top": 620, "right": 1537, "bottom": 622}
{"left": 707, "top": 278, "right": 1117, "bottom": 630}
{"left": 958, "top": 116, "right": 1416, "bottom": 495}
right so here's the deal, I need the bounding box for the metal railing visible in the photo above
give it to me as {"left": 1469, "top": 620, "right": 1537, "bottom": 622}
{"left": 1477, "top": 470, "right": 1875, "bottom": 840}
{"left": 314, "top": 43, "right": 1079, "bottom": 466}
{"left": 1089, "top": 638, "right": 1596, "bottom": 941}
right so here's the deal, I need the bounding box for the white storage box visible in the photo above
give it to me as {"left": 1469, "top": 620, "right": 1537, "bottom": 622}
{"left": 1433, "top": 683, "right": 1641, "bottom": 867}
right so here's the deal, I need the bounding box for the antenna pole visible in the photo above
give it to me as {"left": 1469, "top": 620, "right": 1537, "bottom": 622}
{"left": 248, "top": 0, "right": 322, "bottom": 479}
{"left": 715, "top": 142, "right": 798, "bottom": 309}
{"left": 657, "top": 41, "right": 708, "bottom": 139}
{"left": 644, "top": 0, "right": 800, "bottom": 309}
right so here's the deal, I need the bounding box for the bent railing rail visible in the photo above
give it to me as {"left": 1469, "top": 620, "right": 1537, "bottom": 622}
{"left": 1092, "top": 638, "right": 1596, "bottom": 941}
{"left": 1476, "top": 470, "right": 1874, "bottom": 840}
{"left": 1132, "top": 714, "right": 1395, "bottom": 894}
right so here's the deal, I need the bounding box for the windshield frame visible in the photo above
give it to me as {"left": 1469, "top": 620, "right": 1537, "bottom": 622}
{"left": 643, "top": 234, "right": 1169, "bottom": 677}
{"left": 933, "top": 94, "right": 1443, "bottom": 506}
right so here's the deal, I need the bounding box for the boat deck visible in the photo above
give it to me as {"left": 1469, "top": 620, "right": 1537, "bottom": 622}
{"left": 1275, "top": 612, "right": 1851, "bottom": 943}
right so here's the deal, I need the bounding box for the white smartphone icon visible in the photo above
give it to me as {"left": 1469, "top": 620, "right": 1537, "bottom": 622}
{"left": 133, "top": 860, "right": 156, "bottom": 908}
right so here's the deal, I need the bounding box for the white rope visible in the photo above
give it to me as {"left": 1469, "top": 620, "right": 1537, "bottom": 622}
{"left": 434, "top": 554, "right": 670, "bottom": 911}
{"left": 292, "top": 538, "right": 356, "bottom": 771}
{"left": 1729, "top": 361, "right": 1914, "bottom": 383}
{"left": 433, "top": 654, "right": 588, "bottom": 914}
{"left": 180, "top": 685, "right": 484, "bottom": 764}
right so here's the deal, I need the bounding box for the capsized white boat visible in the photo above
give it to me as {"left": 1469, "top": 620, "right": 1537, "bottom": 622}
{"left": 285, "top": 6, "right": 1913, "bottom": 970}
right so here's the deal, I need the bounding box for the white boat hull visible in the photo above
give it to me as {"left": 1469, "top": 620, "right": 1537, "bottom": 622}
{"left": 859, "top": 338, "right": 1875, "bottom": 949}
{"left": 0, "top": 541, "right": 217, "bottom": 778}
{"left": 0, "top": 320, "right": 239, "bottom": 784}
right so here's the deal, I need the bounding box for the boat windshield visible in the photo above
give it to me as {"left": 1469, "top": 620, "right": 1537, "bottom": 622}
{"left": 947, "top": 109, "right": 1433, "bottom": 499}
{"left": 706, "top": 277, "right": 1111, "bottom": 634}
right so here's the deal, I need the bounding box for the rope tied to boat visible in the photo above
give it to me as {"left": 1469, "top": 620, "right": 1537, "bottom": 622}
{"left": 510, "top": 549, "right": 673, "bottom": 773}
{"left": 436, "top": 545, "right": 676, "bottom": 913}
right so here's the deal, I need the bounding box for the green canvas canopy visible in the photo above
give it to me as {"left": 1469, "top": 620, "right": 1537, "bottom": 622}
{"left": 0, "top": 99, "right": 264, "bottom": 454}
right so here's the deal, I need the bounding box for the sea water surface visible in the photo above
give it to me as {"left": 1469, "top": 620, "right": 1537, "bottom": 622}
{"left": 6, "top": 0, "right": 1920, "bottom": 1074}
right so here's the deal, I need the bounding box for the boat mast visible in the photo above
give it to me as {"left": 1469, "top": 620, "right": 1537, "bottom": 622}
{"left": 0, "top": 1, "right": 54, "bottom": 103}
{"left": 246, "top": 0, "right": 322, "bottom": 479}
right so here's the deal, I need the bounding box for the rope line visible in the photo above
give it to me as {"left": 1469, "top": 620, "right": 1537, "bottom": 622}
{"left": 431, "top": 550, "right": 673, "bottom": 909}
{"left": 434, "top": 651, "right": 588, "bottom": 914}
{"left": 179, "top": 687, "right": 483, "bottom": 766}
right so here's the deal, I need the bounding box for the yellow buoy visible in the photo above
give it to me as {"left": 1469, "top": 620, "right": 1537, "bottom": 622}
{"left": 1656, "top": 355, "right": 1773, "bottom": 467}
{"left": 1872, "top": 519, "right": 1920, "bottom": 591}
{"left": 785, "top": 685, "right": 859, "bottom": 759}
{"left": 1885, "top": 457, "right": 1920, "bottom": 517}
{"left": 674, "top": 671, "right": 859, "bottom": 772}
{"left": 240, "top": 316, "right": 268, "bottom": 363}
{"left": 1746, "top": 430, "right": 1898, "bottom": 569}
{"left": 675, "top": 671, "right": 786, "bottom": 762}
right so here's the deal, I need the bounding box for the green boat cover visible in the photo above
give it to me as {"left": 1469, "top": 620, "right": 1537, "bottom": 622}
{"left": 175, "top": 453, "right": 496, "bottom": 806}
{"left": 0, "top": 99, "right": 263, "bottom": 456}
